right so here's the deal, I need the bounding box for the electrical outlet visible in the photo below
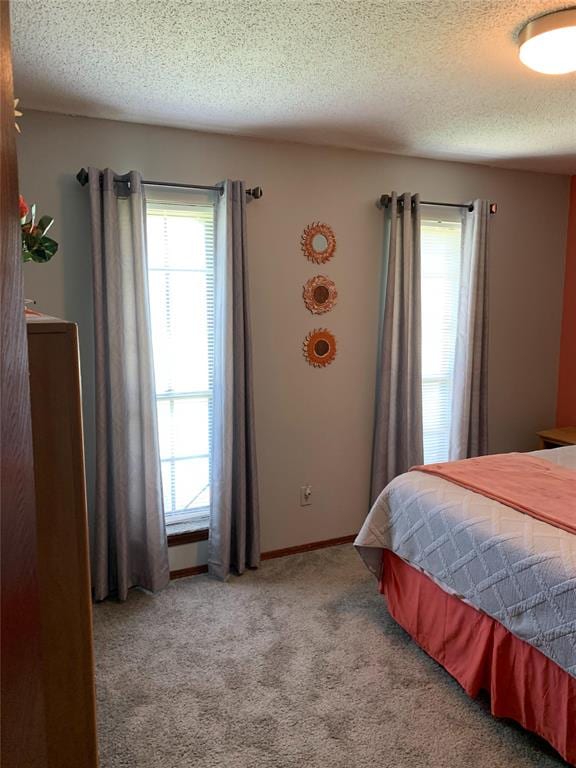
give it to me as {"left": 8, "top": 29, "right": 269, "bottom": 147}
{"left": 300, "top": 485, "right": 312, "bottom": 506}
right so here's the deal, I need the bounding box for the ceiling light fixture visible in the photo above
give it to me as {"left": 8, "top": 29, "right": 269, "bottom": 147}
{"left": 518, "top": 7, "right": 576, "bottom": 74}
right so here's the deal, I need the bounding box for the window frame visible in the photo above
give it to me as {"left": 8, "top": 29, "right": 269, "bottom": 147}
{"left": 144, "top": 189, "right": 217, "bottom": 534}
{"left": 420, "top": 206, "right": 463, "bottom": 465}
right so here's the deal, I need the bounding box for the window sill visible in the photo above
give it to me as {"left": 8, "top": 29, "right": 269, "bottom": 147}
{"left": 167, "top": 527, "right": 209, "bottom": 547}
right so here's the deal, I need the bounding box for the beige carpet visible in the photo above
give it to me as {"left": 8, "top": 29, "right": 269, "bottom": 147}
{"left": 93, "top": 545, "right": 567, "bottom": 768}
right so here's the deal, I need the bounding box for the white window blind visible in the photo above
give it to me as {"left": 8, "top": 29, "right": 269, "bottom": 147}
{"left": 145, "top": 197, "right": 215, "bottom": 530}
{"left": 420, "top": 216, "right": 462, "bottom": 464}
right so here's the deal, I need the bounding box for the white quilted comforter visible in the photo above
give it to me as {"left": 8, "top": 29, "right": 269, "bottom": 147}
{"left": 355, "top": 446, "right": 576, "bottom": 678}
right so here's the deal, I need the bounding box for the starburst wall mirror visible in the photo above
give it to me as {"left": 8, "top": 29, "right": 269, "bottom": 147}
{"left": 303, "top": 329, "right": 337, "bottom": 367}
{"left": 300, "top": 222, "right": 336, "bottom": 264}
{"left": 303, "top": 275, "right": 337, "bottom": 314}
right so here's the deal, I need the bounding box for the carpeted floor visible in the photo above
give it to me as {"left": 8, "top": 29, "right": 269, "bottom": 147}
{"left": 93, "top": 545, "right": 567, "bottom": 768}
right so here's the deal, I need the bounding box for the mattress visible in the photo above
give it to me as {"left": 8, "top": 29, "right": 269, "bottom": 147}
{"left": 355, "top": 446, "right": 576, "bottom": 677}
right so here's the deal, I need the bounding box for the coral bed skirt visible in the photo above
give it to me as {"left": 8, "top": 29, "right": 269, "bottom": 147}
{"left": 380, "top": 550, "right": 576, "bottom": 765}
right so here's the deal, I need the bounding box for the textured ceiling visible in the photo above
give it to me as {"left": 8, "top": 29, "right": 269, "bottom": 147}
{"left": 10, "top": 0, "right": 576, "bottom": 173}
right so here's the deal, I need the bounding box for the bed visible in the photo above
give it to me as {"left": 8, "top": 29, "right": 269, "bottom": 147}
{"left": 355, "top": 446, "right": 576, "bottom": 765}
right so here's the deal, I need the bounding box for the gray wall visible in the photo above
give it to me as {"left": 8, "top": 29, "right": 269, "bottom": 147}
{"left": 17, "top": 110, "right": 569, "bottom": 571}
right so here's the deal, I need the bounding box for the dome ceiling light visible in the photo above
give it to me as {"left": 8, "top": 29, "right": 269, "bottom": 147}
{"left": 518, "top": 7, "right": 576, "bottom": 74}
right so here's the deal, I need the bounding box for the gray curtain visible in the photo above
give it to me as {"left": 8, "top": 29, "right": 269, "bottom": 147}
{"left": 209, "top": 180, "right": 260, "bottom": 580}
{"left": 88, "top": 168, "right": 169, "bottom": 601}
{"left": 371, "top": 192, "right": 423, "bottom": 503}
{"left": 449, "top": 199, "right": 490, "bottom": 459}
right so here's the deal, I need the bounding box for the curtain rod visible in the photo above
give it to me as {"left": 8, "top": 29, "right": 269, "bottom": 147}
{"left": 379, "top": 194, "right": 497, "bottom": 215}
{"left": 75, "top": 168, "right": 263, "bottom": 200}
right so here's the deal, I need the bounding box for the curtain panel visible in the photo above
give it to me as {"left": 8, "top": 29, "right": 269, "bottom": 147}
{"left": 209, "top": 180, "right": 260, "bottom": 580}
{"left": 449, "top": 200, "right": 490, "bottom": 459}
{"left": 371, "top": 192, "right": 424, "bottom": 503}
{"left": 88, "top": 168, "right": 169, "bottom": 601}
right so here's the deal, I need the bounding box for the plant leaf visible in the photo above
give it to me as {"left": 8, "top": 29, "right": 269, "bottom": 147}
{"left": 41, "top": 237, "right": 58, "bottom": 255}
{"left": 23, "top": 231, "right": 37, "bottom": 249}
{"left": 28, "top": 237, "right": 58, "bottom": 262}
{"left": 30, "top": 247, "right": 52, "bottom": 263}
{"left": 37, "top": 215, "right": 54, "bottom": 235}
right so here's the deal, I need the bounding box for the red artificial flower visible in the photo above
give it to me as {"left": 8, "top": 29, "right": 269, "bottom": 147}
{"left": 18, "top": 194, "right": 29, "bottom": 220}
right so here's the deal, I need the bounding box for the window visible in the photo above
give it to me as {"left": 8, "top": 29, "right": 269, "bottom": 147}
{"left": 145, "top": 193, "right": 215, "bottom": 531}
{"left": 420, "top": 215, "right": 462, "bottom": 464}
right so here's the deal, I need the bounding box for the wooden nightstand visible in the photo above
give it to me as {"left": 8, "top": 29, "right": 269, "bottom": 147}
{"left": 536, "top": 426, "right": 576, "bottom": 450}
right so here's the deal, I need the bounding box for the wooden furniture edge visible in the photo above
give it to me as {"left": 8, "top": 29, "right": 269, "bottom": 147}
{"left": 1, "top": 3, "right": 48, "bottom": 764}
{"left": 537, "top": 426, "right": 576, "bottom": 449}
{"left": 169, "top": 533, "right": 358, "bottom": 580}
{"left": 27, "top": 321, "right": 98, "bottom": 767}
{"left": 26, "top": 320, "right": 76, "bottom": 334}
{"left": 537, "top": 429, "right": 576, "bottom": 438}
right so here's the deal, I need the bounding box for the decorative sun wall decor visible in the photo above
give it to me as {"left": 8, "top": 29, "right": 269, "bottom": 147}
{"left": 14, "top": 98, "right": 22, "bottom": 133}
{"left": 303, "top": 275, "right": 338, "bottom": 314}
{"left": 303, "top": 328, "right": 337, "bottom": 368}
{"left": 300, "top": 222, "right": 336, "bottom": 264}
